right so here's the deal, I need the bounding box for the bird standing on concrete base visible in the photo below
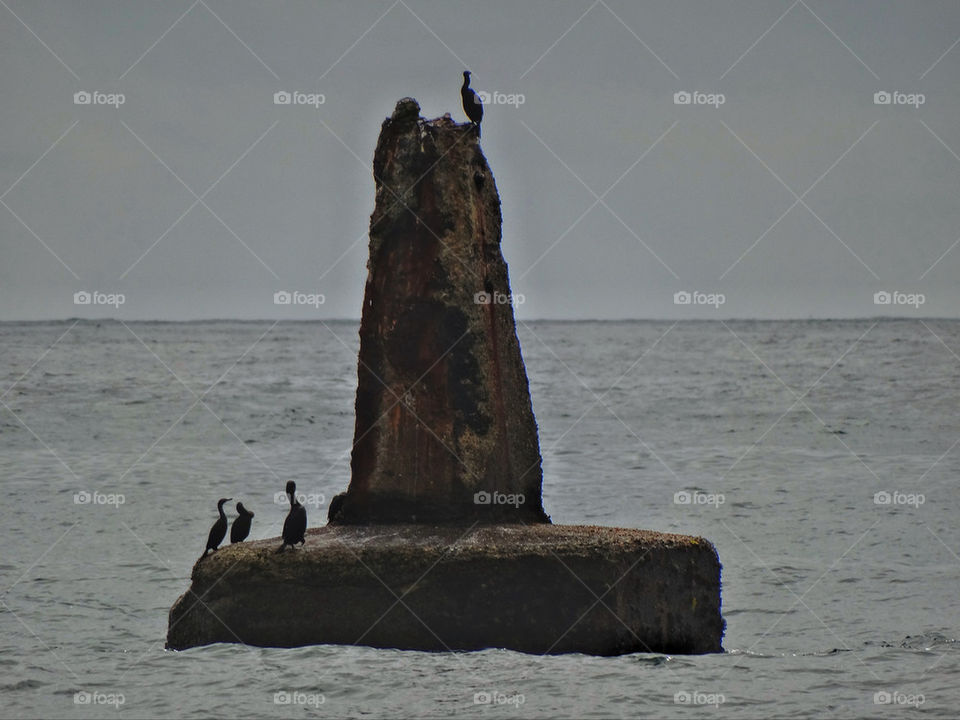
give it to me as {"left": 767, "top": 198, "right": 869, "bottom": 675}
{"left": 278, "top": 481, "right": 307, "bottom": 552}
{"left": 230, "top": 502, "right": 254, "bottom": 543}
{"left": 203, "top": 497, "right": 232, "bottom": 556}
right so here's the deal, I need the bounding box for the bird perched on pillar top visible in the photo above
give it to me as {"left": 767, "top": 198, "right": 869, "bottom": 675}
{"left": 460, "top": 71, "right": 483, "bottom": 137}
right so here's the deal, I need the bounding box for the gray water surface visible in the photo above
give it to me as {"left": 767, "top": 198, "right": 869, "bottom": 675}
{"left": 1, "top": 319, "right": 958, "bottom": 718}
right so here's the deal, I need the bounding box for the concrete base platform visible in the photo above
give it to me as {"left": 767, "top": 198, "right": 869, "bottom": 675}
{"left": 166, "top": 524, "right": 724, "bottom": 655}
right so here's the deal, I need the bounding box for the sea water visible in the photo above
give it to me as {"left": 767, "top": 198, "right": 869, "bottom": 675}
{"left": 1, "top": 319, "right": 958, "bottom": 718}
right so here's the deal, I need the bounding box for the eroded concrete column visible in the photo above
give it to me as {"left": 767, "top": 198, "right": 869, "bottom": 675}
{"left": 332, "top": 98, "right": 548, "bottom": 524}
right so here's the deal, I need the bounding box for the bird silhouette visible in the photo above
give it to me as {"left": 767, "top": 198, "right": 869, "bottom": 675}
{"left": 230, "top": 502, "right": 254, "bottom": 543}
{"left": 460, "top": 71, "right": 483, "bottom": 137}
{"left": 203, "top": 498, "right": 232, "bottom": 556}
{"left": 278, "top": 481, "right": 307, "bottom": 552}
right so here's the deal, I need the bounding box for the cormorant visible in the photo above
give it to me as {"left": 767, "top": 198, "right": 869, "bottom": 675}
{"left": 278, "top": 481, "right": 307, "bottom": 552}
{"left": 230, "top": 502, "right": 254, "bottom": 543}
{"left": 460, "top": 71, "right": 483, "bottom": 137}
{"left": 203, "top": 497, "right": 232, "bottom": 556}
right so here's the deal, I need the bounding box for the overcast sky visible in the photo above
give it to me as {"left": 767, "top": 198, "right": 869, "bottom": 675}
{"left": 1, "top": 0, "right": 959, "bottom": 320}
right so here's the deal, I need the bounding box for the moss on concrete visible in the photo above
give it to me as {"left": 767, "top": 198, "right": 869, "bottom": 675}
{"left": 168, "top": 524, "right": 724, "bottom": 655}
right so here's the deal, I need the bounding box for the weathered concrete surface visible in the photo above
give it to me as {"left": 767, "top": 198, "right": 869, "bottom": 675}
{"left": 333, "top": 98, "right": 548, "bottom": 524}
{"left": 167, "top": 524, "right": 724, "bottom": 654}
{"left": 166, "top": 98, "right": 725, "bottom": 656}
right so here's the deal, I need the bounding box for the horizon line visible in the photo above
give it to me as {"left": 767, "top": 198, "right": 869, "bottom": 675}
{"left": 2, "top": 315, "right": 959, "bottom": 324}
